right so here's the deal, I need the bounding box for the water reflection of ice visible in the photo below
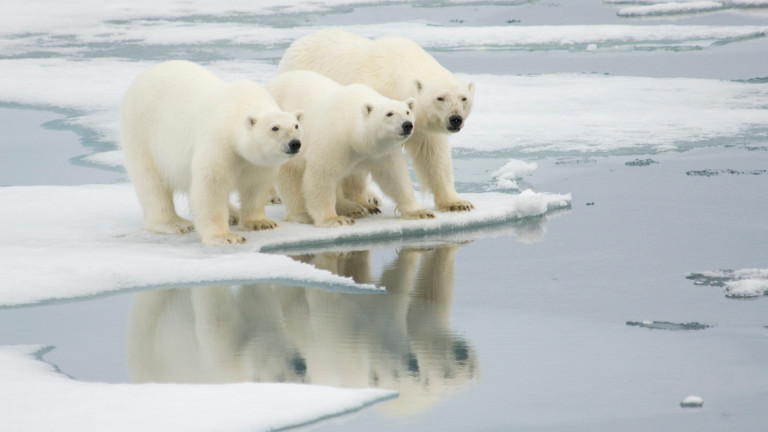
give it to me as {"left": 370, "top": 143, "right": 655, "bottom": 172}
{"left": 128, "top": 245, "right": 477, "bottom": 415}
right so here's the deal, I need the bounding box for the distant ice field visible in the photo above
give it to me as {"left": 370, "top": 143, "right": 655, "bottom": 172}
{"left": 1, "top": 58, "right": 767, "bottom": 163}
{"left": 1, "top": 0, "right": 767, "bottom": 163}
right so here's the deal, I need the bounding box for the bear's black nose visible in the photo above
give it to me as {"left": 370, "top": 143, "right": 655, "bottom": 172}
{"left": 287, "top": 139, "right": 301, "bottom": 153}
{"left": 449, "top": 115, "right": 463, "bottom": 128}
{"left": 401, "top": 120, "right": 413, "bottom": 135}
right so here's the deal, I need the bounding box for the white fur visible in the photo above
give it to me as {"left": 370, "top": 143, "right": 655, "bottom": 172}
{"left": 278, "top": 29, "right": 476, "bottom": 212}
{"left": 120, "top": 60, "right": 302, "bottom": 244}
{"left": 266, "top": 70, "right": 433, "bottom": 227}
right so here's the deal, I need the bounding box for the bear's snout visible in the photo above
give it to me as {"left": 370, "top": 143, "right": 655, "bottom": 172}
{"left": 401, "top": 120, "right": 414, "bottom": 136}
{"left": 286, "top": 139, "right": 301, "bottom": 154}
{"left": 447, "top": 115, "right": 463, "bottom": 132}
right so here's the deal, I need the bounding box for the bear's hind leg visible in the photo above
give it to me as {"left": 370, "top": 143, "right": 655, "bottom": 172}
{"left": 125, "top": 152, "right": 194, "bottom": 235}
{"left": 341, "top": 173, "right": 380, "bottom": 214}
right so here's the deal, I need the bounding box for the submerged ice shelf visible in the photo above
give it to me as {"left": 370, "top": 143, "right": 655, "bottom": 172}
{"left": 0, "top": 345, "right": 396, "bottom": 432}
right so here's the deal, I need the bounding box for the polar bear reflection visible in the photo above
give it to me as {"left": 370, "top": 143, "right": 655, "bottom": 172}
{"left": 127, "top": 245, "right": 477, "bottom": 414}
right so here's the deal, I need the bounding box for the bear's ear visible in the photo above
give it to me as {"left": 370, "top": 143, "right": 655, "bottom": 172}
{"left": 246, "top": 116, "right": 257, "bottom": 128}
{"left": 414, "top": 79, "right": 423, "bottom": 94}
{"left": 293, "top": 110, "right": 304, "bottom": 123}
{"left": 405, "top": 97, "right": 416, "bottom": 111}
{"left": 467, "top": 81, "right": 475, "bottom": 95}
{"left": 362, "top": 103, "right": 374, "bottom": 116}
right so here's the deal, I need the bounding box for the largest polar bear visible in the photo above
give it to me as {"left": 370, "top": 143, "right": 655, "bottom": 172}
{"left": 121, "top": 60, "right": 302, "bottom": 244}
{"left": 278, "top": 29, "right": 475, "bottom": 212}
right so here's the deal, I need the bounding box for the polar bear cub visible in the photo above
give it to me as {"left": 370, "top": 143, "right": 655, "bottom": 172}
{"left": 278, "top": 29, "right": 475, "bottom": 212}
{"left": 120, "top": 60, "right": 302, "bottom": 244}
{"left": 266, "top": 70, "right": 434, "bottom": 227}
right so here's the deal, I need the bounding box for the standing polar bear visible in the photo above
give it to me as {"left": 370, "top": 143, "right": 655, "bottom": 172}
{"left": 266, "top": 70, "right": 434, "bottom": 227}
{"left": 120, "top": 60, "right": 302, "bottom": 244}
{"left": 278, "top": 29, "right": 476, "bottom": 212}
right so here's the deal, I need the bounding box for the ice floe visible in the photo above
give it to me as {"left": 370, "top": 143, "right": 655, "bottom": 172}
{"left": 687, "top": 268, "right": 768, "bottom": 298}
{"left": 0, "top": 345, "right": 396, "bottom": 432}
{"left": 610, "top": 0, "right": 768, "bottom": 17}
{"left": 0, "top": 183, "right": 570, "bottom": 307}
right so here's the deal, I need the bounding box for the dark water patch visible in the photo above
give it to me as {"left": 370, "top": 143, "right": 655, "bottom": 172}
{"left": 686, "top": 168, "right": 767, "bottom": 177}
{"left": 625, "top": 158, "right": 658, "bottom": 167}
{"left": 626, "top": 321, "right": 712, "bottom": 331}
{"left": 687, "top": 270, "right": 732, "bottom": 287}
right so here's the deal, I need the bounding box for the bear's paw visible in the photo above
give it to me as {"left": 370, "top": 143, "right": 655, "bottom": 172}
{"left": 316, "top": 216, "right": 356, "bottom": 227}
{"left": 146, "top": 219, "right": 195, "bottom": 235}
{"left": 439, "top": 200, "right": 475, "bottom": 212}
{"left": 203, "top": 232, "right": 247, "bottom": 245}
{"left": 402, "top": 208, "right": 436, "bottom": 220}
{"left": 240, "top": 218, "right": 278, "bottom": 231}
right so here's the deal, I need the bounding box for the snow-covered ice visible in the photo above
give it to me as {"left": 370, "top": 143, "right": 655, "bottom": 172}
{"left": 0, "top": 183, "right": 570, "bottom": 307}
{"left": 2, "top": 59, "right": 767, "bottom": 163}
{"left": 687, "top": 268, "right": 768, "bottom": 298}
{"left": 0, "top": 345, "right": 396, "bottom": 432}
{"left": 488, "top": 159, "right": 538, "bottom": 190}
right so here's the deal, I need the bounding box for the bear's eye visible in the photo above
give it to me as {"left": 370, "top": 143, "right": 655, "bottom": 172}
{"left": 406, "top": 111, "right": 410, "bottom": 115}
{"left": 436, "top": 97, "right": 444, "bottom": 102}
{"left": 386, "top": 112, "right": 394, "bottom": 117}
{"left": 461, "top": 97, "right": 467, "bottom": 102}
{"left": 294, "top": 124, "right": 299, "bottom": 129}
{"left": 272, "top": 126, "right": 279, "bottom": 131}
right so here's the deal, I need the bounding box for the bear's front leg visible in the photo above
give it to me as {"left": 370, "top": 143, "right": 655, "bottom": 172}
{"left": 406, "top": 132, "right": 474, "bottom": 212}
{"left": 371, "top": 152, "right": 435, "bottom": 220}
{"left": 304, "top": 165, "right": 355, "bottom": 227}
{"left": 191, "top": 166, "right": 246, "bottom": 244}
{"left": 238, "top": 167, "right": 279, "bottom": 231}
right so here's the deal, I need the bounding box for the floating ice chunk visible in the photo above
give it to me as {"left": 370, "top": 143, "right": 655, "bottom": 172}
{"left": 725, "top": 279, "right": 768, "bottom": 298}
{"left": 687, "top": 268, "right": 768, "bottom": 298}
{"left": 488, "top": 159, "right": 538, "bottom": 191}
{"left": 680, "top": 395, "right": 704, "bottom": 408}
{"left": 0, "top": 345, "right": 397, "bottom": 432}
{"left": 617, "top": 1, "right": 724, "bottom": 17}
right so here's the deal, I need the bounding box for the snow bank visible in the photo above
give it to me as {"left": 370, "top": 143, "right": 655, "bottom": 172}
{"left": 0, "top": 183, "right": 570, "bottom": 307}
{"left": 488, "top": 159, "right": 538, "bottom": 191}
{"left": 0, "top": 345, "right": 396, "bottom": 432}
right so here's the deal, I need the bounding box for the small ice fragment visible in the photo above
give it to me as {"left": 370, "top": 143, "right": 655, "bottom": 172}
{"left": 586, "top": 43, "right": 597, "bottom": 51}
{"left": 680, "top": 395, "right": 703, "bottom": 408}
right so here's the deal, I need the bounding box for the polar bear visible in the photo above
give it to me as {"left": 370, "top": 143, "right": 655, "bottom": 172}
{"left": 266, "top": 70, "right": 434, "bottom": 227}
{"left": 120, "top": 60, "right": 302, "bottom": 244}
{"left": 278, "top": 29, "right": 476, "bottom": 212}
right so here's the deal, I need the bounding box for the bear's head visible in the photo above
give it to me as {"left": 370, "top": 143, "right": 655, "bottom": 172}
{"left": 412, "top": 79, "right": 475, "bottom": 134}
{"left": 360, "top": 96, "right": 416, "bottom": 156}
{"left": 238, "top": 110, "right": 303, "bottom": 167}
